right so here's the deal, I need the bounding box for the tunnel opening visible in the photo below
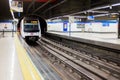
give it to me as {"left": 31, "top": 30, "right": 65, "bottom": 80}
{"left": 17, "top": 14, "right": 47, "bottom": 35}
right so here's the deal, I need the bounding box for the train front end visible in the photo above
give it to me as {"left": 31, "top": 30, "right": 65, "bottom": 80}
{"left": 21, "top": 18, "right": 41, "bottom": 41}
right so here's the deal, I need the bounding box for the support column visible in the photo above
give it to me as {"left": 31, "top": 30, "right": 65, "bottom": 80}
{"left": 12, "top": 21, "right": 14, "bottom": 37}
{"left": 118, "top": 14, "right": 120, "bottom": 38}
{"left": 69, "top": 16, "right": 75, "bottom": 36}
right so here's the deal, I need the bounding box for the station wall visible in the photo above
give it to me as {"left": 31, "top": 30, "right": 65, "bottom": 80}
{"left": 47, "top": 20, "right": 118, "bottom": 33}
{"left": 85, "top": 21, "right": 117, "bottom": 32}
{"left": 0, "top": 22, "right": 14, "bottom": 31}
{"left": 47, "top": 22, "right": 63, "bottom": 32}
{"left": 70, "top": 23, "right": 83, "bottom": 31}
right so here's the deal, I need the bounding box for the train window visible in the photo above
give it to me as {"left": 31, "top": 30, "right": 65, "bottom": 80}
{"left": 24, "top": 25, "right": 39, "bottom": 32}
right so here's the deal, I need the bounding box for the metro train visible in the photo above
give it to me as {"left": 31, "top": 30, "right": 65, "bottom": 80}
{"left": 20, "top": 17, "right": 41, "bottom": 41}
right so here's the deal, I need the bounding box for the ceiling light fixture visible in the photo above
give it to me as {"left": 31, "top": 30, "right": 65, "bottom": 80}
{"left": 94, "top": 13, "right": 118, "bottom": 17}
{"left": 109, "top": 5, "right": 112, "bottom": 9}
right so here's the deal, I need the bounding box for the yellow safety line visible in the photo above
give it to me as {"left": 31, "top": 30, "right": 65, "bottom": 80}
{"left": 14, "top": 33, "right": 42, "bottom": 80}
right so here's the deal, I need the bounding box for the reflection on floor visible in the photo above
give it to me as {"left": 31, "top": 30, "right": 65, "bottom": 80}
{"left": 0, "top": 32, "right": 23, "bottom": 80}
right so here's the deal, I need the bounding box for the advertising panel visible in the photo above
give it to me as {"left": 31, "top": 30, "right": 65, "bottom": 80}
{"left": 63, "top": 23, "right": 68, "bottom": 32}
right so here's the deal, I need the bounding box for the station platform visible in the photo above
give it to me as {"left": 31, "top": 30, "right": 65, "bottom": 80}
{"left": 1, "top": 31, "right": 119, "bottom": 80}
{"left": 0, "top": 32, "right": 42, "bottom": 80}
{"left": 47, "top": 31, "right": 120, "bottom": 50}
{"left": 0, "top": 32, "right": 24, "bottom": 80}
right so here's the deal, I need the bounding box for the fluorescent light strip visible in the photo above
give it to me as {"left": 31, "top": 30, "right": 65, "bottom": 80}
{"left": 9, "top": 0, "right": 12, "bottom": 7}
{"left": 94, "top": 14, "right": 108, "bottom": 17}
{"left": 88, "top": 11, "right": 109, "bottom": 13}
{"left": 9, "top": 0, "right": 15, "bottom": 19}
{"left": 49, "top": 2, "right": 120, "bottom": 19}
{"left": 74, "top": 16, "right": 87, "bottom": 18}
{"left": 88, "top": 5, "right": 110, "bottom": 11}
{"left": 94, "top": 13, "right": 118, "bottom": 17}
{"left": 11, "top": 10, "right": 15, "bottom": 19}
{"left": 112, "top": 3, "right": 120, "bottom": 7}
{"left": 69, "top": 2, "right": 120, "bottom": 16}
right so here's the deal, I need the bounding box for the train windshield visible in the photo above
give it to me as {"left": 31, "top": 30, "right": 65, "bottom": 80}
{"left": 24, "top": 24, "right": 39, "bottom": 32}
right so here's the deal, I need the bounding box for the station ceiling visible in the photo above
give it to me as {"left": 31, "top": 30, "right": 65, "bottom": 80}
{"left": 0, "top": 0, "right": 13, "bottom": 20}
{"left": 0, "top": 0, "right": 120, "bottom": 20}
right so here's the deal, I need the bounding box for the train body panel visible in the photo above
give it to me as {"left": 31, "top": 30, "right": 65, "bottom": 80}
{"left": 20, "top": 17, "right": 41, "bottom": 41}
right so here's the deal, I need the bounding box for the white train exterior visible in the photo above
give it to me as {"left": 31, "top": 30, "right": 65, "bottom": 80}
{"left": 20, "top": 17, "right": 41, "bottom": 41}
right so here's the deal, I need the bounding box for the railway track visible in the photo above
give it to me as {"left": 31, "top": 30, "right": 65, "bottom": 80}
{"left": 36, "top": 37, "right": 120, "bottom": 80}
{"left": 19, "top": 36, "right": 62, "bottom": 80}
{"left": 33, "top": 42, "right": 81, "bottom": 80}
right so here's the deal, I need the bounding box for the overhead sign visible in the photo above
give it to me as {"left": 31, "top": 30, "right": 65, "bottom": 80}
{"left": 23, "top": 0, "right": 56, "bottom": 2}
{"left": 11, "top": 1, "right": 23, "bottom": 12}
{"left": 102, "top": 22, "right": 109, "bottom": 27}
{"left": 87, "top": 16, "right": 94, "bottom": 20}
